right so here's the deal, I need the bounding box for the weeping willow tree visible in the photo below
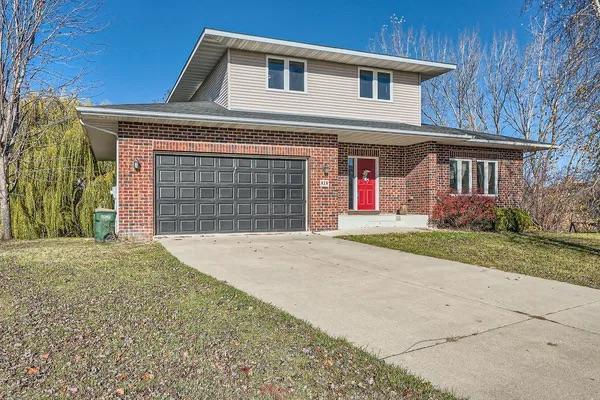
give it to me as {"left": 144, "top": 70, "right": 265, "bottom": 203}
{"left": 9, "top": 98, "right": 115, "bottom": 239}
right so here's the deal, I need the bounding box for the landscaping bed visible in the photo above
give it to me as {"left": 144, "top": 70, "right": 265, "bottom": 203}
{"left": 0, "top": 239, "right": 457, "bottom": 399}
{"left": 341, "top": 231, "right": 600, "bottom": 289}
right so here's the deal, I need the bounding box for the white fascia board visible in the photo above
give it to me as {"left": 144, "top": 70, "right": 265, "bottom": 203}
{"left": 203, "top": 28, "right": 457, "bottom": 71}
{"left": 76, "top": 106, "right": 471, "bottom": 140}
{"left": 166, "top": 29, "right": 209, "bottom": 103}
{"left": 466, "top": 138, "right": 556, "bottom": 150}
{"left": 77, "top": 106, "right": 553, "bottom": 150}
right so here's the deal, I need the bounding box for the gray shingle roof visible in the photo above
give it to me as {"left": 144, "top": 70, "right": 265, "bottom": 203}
{"left": 87, "top": 101, "right": 550, "bottom": 147}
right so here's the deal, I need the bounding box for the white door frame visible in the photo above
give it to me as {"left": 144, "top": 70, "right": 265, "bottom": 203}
{"left": 349, "top": 156, "right": 379, "bottom": 211}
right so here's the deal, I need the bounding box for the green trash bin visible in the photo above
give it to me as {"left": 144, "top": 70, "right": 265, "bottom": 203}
{"left": 94, "top": 208, "right": 116, "bottom": 242}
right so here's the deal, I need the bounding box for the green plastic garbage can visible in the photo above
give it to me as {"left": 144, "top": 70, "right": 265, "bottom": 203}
{"left": 94, "top": 208, "right": 116, "bottom": 242}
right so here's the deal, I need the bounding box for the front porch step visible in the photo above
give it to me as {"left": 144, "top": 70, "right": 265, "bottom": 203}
{"left": 338, "top": 214, "right": 429, "bottom": 230}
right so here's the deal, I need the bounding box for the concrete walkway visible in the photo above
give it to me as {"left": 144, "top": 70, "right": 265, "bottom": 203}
{"left": 160, "top": 233, "right": 600, "bottom": 400}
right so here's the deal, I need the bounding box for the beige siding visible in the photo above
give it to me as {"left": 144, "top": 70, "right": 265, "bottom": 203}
{"left": 192, "top": 53, "right": 228, "bottom": 107}
{"left": 228, "top": 49, "right": 421, "bottom": 125}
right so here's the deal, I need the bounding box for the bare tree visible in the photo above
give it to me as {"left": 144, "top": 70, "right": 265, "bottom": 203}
{"left": 372, "top": 11, "right": 599, "bottom": 230}
{"left": 484, "top": 33, "right": 518, "bottom": 135}
{"left": 373, "top": 19, "right": 488, "bottom": 131}
{"left": 0, "top": 0, "right": 100, "bottom": 239}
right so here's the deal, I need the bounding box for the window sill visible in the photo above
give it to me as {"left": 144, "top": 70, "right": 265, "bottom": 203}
{"left": 449, "top": 192, "right": 498, "bottom": 197}
{"left": 266, "top": 88, "right": 308, "bottom": 94}
{"left": 357, "top": 96, "right": 393, "bottom": 103}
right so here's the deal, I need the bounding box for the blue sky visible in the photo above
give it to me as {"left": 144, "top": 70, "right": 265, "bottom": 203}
{"left": 84, "top": 0, "right": 527, "bottom": 105}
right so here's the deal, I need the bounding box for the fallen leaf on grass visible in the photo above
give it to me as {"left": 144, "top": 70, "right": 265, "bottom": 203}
{"left": 141, "top": 372, "right": 154, "bottom": 381}
{"left": 259, "top": 383, "right": 288, "bottom": 400}
{"left": 115, "top": 388, "right": 125, "bottom": 396}
{"left": 26, "top": 367, "right": 39, "bottom": 375}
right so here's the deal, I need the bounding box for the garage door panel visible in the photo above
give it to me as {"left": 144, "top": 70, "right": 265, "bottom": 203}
{"left": 199, "top": 187, "right": 215, "bottom": 199}
{"left": 237, "top": 172, "right": 252, "bottom": 184}
{"left": 199, "top": 157, "right": 215, "bottom": 167}
{"left": 158, "top": 220, "right": 176, "bottom": 233}
{"left": 290, "top": 219, "right": 305, "bottom": 229}
{"left": 155, "top": 154, "right": 306, "bottom": 234}
{"left": 179, "top": 156, "right": 196, "bottom": 166}
{"left": 159, "top": 170, "right": 176, "bottom": 183}
{"left": 199, "top": 204, "right": 215, "bottom": 215}
{"left": 158, "top": 155, "right": 176, "bottom": 166}
{"left": 179, "top": 187, "right": 196, "bottom": 199}
{"left": 237, "top": 219, "right": 252, "bottom": 231}
{"left": 254, "top": 188, "right": 269, "bottom": 199}
{"left": 290, "top": 203, "right": 304, "bottom": 215}
{"left": 255, "top": 159, "right": 269, "bottom": 169}
{"left": 179, "top": 203, "right": 196, "bottom": 216}
{"left": 218, "top": 203, "right": 234, "bottom": 216}
{"left": 218, "top": 187, "right": 234, "bottom": 199}
{"left": 218, "top": 171, "right": 234, "bottom": 183}
{"left": 179, "top": 170, "right": 196, "bottom": 183}
{"left": 237, "top": 158, "right": 252, "bottom": 168}
{"left": 199, "top": 171, "right": 215, "bottom": 182}
{"left": 159, "top": 187, "right": 176, "bottom": 199}
{"left": 272, "top": 173, "right": 287, "bottom": 184}
{"left": 255, "top": 172, "right": 270, "bottom": 183}
{"left": 289, "top": 160, "right": 304, "bottom": 170}
{"left": 273, "top": 160, "right": 286, "bottom": 169}
{"left": 159, "top": 203, "right": 176, "bottom": 216}
{"left": 180, "top": 220, "right": 197, "bottom": 232}
{"left": 219, "top": 219, "right": 234, "bottom": 231}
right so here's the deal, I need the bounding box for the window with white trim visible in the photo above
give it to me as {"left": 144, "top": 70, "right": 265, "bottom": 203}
{"left": 450, "top": 159, "right": 472, "bottom": 194}
{"left": 359, "top": 68, "right": 392, "bottom": 101}
{"left": 477, "top": 161, "right": 498, "bottom": 195}
{"left": 267, "top": 57, "right": 306, "bottom": 92}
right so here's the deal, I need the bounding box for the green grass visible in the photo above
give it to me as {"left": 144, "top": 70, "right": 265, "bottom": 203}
{"left": 0, "top": 239, "right": 457, "bottom": 399}
{"left": 341, "top": 231, "right": 600, "bottom": 289}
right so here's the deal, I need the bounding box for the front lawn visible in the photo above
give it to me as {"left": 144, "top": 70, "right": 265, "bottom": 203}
{"left": 0, "top": 239, "right": 456, "bottom": 399}
{"left": 341, "top": 232, "right": 600, "bottom": 289}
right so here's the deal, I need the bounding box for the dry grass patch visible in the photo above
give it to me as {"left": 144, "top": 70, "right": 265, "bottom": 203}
{"left": 0, "top": 239, "right": 457, "bottom": 399}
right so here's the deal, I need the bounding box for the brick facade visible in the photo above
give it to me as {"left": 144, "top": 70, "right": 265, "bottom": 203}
{"left": 116, "top": 122, "right": 523, "bottom": 240}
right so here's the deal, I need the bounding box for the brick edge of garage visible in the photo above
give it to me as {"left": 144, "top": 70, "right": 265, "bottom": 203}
{"left": 116, "top": 122, "right": 340, "bottom": 241}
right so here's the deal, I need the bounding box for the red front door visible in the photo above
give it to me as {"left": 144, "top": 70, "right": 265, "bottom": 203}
{"left": 357, "top": 158, "right": 376, "bottom": 210}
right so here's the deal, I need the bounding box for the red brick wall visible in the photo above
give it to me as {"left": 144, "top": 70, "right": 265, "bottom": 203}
{"left": 435, "top": 145, "right": 524, "bottom": 207}
{"left": 337, "top": 143, "right": 406, "bottom": 213}
{"left": 337, "top": 141, "right": 523, "bottom": 216}
{"left": 116, "top": 121, "right": 524, "bottom": 239}
{"left": 117, "top": 122, "right": 338, "bottom": 240}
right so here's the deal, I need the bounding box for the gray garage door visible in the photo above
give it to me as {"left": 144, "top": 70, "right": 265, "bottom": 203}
{"left": 155, "top": 154, "right": 306, "bottom": 234}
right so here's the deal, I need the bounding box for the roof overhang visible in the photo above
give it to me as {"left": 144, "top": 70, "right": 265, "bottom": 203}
{"left": 167, "top": 28, "right": 457, "bottom": 103}
{"left": 77, "top": 106, "right": 554, "bottom": 161}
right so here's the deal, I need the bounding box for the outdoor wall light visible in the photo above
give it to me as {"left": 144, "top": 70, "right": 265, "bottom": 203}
{"left": 322, "top": 163, "right": 330, "bottom": 176}
{"left": 133, "top": 159, "right": 142, "bottom": 171}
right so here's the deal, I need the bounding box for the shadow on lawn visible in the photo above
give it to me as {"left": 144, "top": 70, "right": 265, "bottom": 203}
{"left": 507, "top": 233, "right": 600, "bottom": 257}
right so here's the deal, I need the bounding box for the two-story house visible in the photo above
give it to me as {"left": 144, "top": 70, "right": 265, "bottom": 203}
{"left": 78, "top": 29, "right": 551, "bottom": 240}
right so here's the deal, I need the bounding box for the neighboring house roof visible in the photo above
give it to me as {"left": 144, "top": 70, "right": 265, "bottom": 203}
{"left": 167, "top": 28, "right": 457, "bottom": 103}
{"left": 77, "top": 101, "right": 553, "bottom": 161}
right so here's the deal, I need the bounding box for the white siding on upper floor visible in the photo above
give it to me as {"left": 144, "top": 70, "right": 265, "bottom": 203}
{"left": 227, "top": 49, "right": 421, "bottom": 125}
{"left": 191, "top": 52, "right": 228, "bottom": 107}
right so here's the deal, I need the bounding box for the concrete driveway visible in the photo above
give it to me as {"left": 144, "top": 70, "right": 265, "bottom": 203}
{"left": 160, "top": 233, "right": 600, "bottom": 400}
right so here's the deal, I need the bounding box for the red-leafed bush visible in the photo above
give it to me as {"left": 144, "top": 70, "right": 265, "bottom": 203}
{"left": 432, "top": 192, "right": 497, "bottom": 230}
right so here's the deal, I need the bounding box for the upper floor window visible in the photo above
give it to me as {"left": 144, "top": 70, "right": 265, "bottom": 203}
{"left": 450, "top": 159, "right": 472, "bottom": 194}
{"left": 359, "top": 68, "right": 392, "bottom": 101}
{"left": 477, "top": 161, "right": 498, "bottom": 195}
{"left": 267, "top": 56, "right": 306, "bottom": 92}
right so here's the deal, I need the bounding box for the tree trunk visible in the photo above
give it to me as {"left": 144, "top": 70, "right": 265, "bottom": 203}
{"left": 0, "top": 158, "right": 12, "bottom": 240}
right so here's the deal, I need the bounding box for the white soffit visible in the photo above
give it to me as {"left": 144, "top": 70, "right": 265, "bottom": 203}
{"left": 167, "top": 28, "right": 456, "bottom": 102}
